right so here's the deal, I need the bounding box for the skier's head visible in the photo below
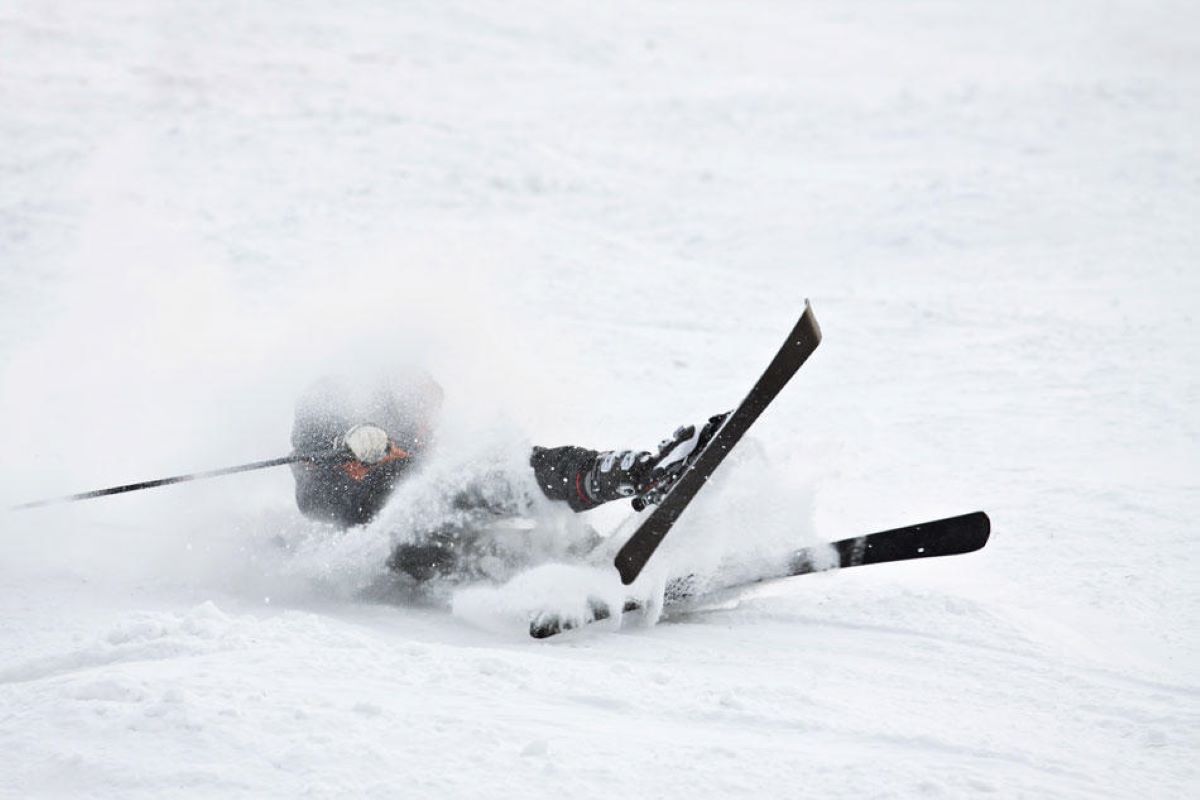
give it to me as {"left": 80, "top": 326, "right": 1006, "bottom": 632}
{"left": 381, "top": 366, "right": 444, "bottom": 453}
{"left": 292, "top": 365, "right": 443, "bottom": 456}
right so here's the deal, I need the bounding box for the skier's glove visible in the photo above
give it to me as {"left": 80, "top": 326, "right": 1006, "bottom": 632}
{"left": 632, "top": 411, "right": 730, "bottom": 510}
{"left": 341, "top": 424, "right": 391, "bottom": 464}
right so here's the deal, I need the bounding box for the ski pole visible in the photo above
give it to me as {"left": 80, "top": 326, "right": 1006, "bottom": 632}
{"left": 10, "top": 450, "right": 341, "bottom": 511}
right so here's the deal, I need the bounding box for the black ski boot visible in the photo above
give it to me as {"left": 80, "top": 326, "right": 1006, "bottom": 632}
{"left": 530, "top": 413, "right": 729, "bottom": 511}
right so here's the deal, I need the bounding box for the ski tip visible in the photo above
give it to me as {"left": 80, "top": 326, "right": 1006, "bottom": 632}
{"left": 801, "top": 298, "right": 822, "bottom": 344}
{"left": 614, "top": 552, "right": 640, "bottom": 586}
{"left": 971, "top": 510, "right": 991, "bottom": 546}
{"left": 943, "top": 510, "right": 991, "bottom": 553}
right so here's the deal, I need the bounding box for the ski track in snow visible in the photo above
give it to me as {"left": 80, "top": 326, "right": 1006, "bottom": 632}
{"left": 2, "top": 0, "right": 1198, "bottom": 797}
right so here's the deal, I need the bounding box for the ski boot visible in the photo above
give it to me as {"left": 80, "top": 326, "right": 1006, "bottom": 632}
{"left": 531, "top": 412, "right": 729, "bottom": 512}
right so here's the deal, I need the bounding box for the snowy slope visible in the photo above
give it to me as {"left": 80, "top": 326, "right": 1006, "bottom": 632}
{"left": 2, "top": 0, "right": 1197, "bottom": 797}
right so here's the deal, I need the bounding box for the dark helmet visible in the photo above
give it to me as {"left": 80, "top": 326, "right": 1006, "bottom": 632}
{"left": 291, "top": 367, "right": 443, "bottom": 457}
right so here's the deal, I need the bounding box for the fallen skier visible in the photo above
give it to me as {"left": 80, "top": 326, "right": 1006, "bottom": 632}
{"left": 287, "top": 368, "right": 728, "bottom": 582}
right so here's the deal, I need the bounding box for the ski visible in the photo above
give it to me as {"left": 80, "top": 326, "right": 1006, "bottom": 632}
{"left": 613, "top": 300, "right": 823, "bottom": 585}
{"left": 529, "top": 511, "right": 991, "bottom": 639}
{"left": 662, "top": 510, "right": 991, "bottom": 605}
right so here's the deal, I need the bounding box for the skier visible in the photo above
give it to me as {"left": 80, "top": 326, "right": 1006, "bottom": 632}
{"left": 289, "top": 370, "right": 726, "bottom": 581}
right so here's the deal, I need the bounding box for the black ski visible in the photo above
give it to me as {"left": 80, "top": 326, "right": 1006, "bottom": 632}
{"left": 662, "top": 510, "right": 991, "bottom": 605}
{"left": 613, "top": 301, "right": 823, "bottom": 585}
{"left": 529, "top": 511, "right": 991, "bottom": 639}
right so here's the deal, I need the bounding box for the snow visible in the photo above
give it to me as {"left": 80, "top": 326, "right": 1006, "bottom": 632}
{"left": 453, "top": 563, "right": 628, "bottom": 637}
{"left": 2, "top": 0, "right": 1198, "bottom": 797}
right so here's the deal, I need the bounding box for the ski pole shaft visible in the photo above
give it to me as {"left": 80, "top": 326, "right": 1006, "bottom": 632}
{"left": 10, "top": 451, "right": 338, "bottom": 511}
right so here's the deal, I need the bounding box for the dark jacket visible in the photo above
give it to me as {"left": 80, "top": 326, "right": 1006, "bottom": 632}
{"left": 290, "top": 372, "right": 442, "bottom": 527}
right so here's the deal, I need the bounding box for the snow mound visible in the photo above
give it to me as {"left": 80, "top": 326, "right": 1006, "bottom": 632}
{"left": 0, "top": 601, "right": 382, "bottom": 689}
{"left": 451, "top": 563, "right": 628, "bottom": 638}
